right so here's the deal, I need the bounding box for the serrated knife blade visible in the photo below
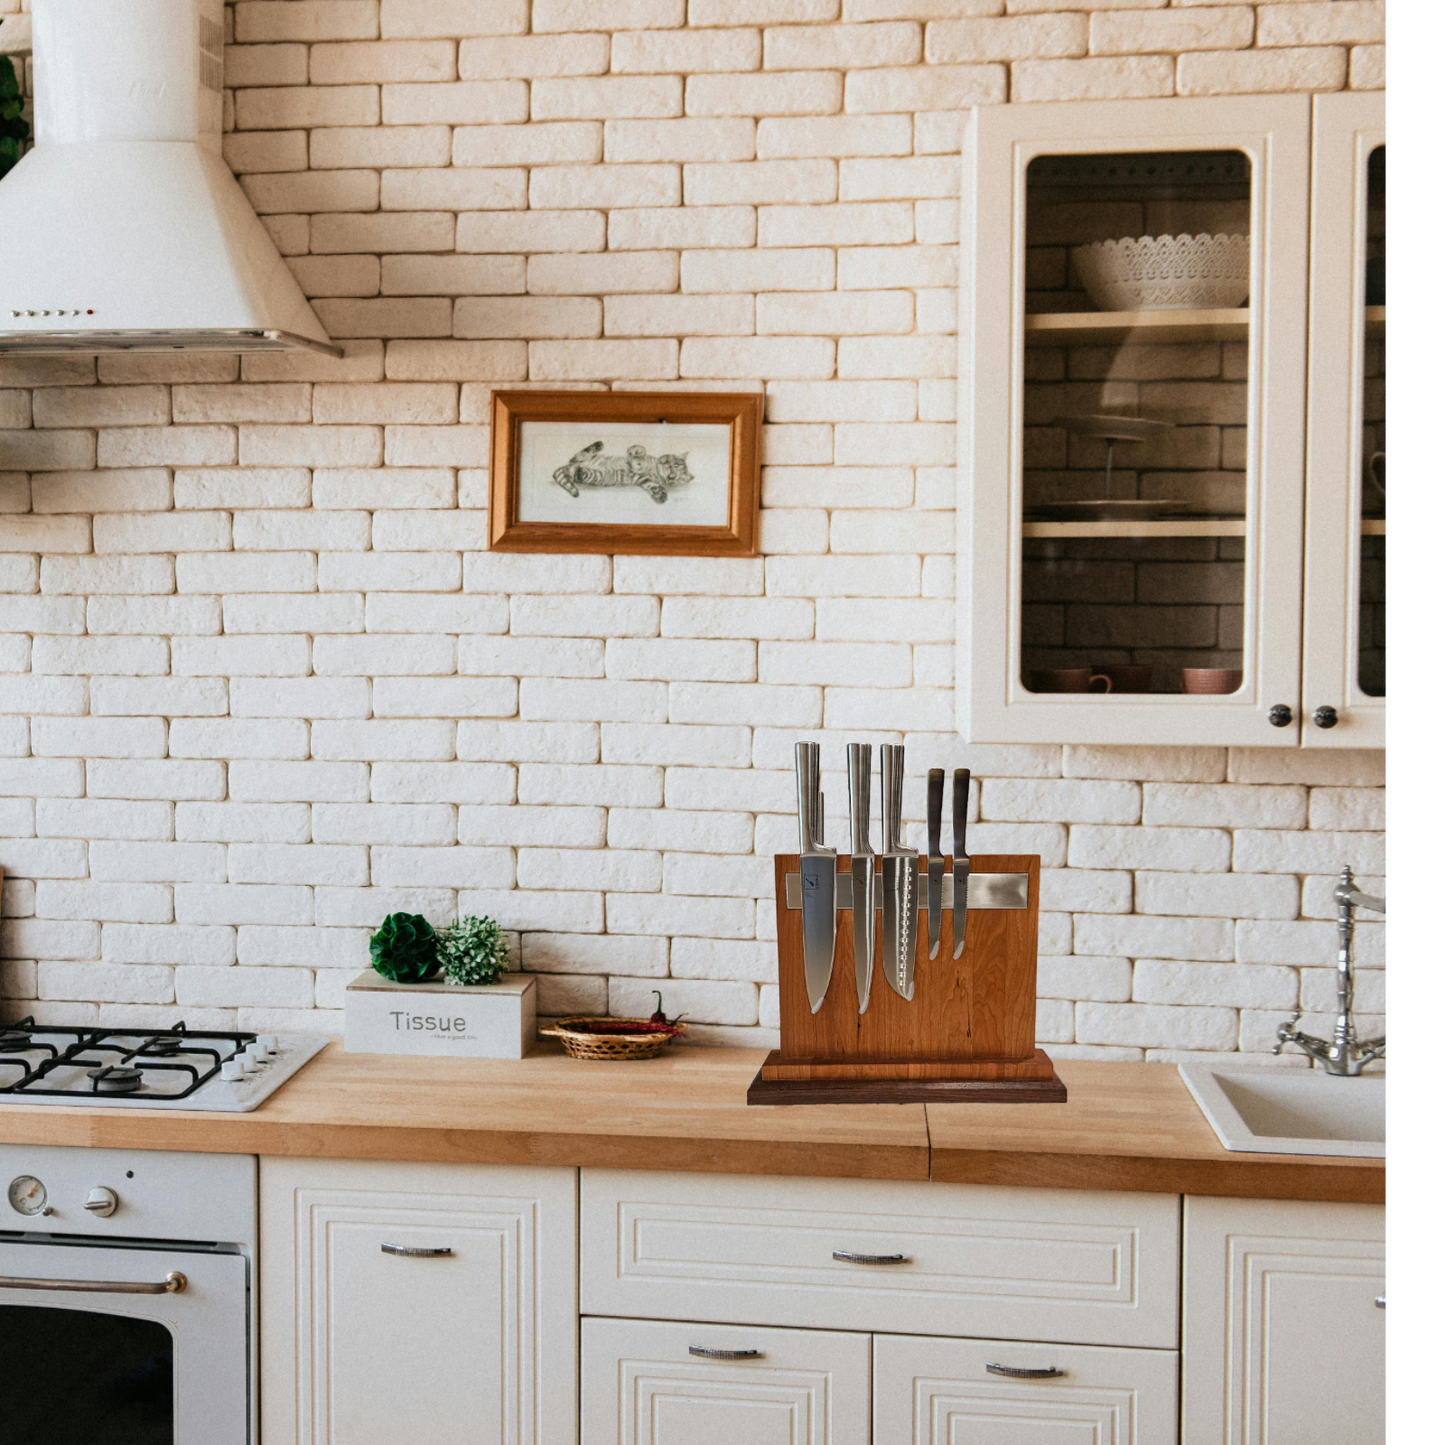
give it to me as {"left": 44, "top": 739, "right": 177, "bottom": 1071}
{"left": 880, "top": 744, "right": 917, "bottom": 1001}
{"left": 795, "top": 741, "right": 836, "bottom": 1014}
{"left": 926, "top": 768, "right": 945, "bottom": 960}
{"left": 847, "top": 743, "right": 876, "bottom": 1013}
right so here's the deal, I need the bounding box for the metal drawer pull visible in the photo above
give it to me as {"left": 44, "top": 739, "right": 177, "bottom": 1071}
{"left": 381, "top": 1244, "right": 452, "bottom": 1258}
{"left": 1376, "top": 1296, "right": 1385, "bottom": 1309}
{"left": 832, "top": 1250, "right": 909, "bottom": 1265}
{"left": 0, "top": 1271, "right": 186, "bottom": 1295}
{"left": 689, "top": 1347, "right": 762, "bottom": 1360}
{"left": 986, "top": 1363, "right": 1064, "bottom": 1380}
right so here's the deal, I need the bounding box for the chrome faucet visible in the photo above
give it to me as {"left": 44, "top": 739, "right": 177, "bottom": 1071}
{"left": 1274, "top": 866, "right": 1385, "bottom": 1076}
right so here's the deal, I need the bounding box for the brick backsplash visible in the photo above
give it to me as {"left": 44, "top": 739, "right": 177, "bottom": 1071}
{"left": 0, "top": 1, "right": 1385, "bottom": 1062}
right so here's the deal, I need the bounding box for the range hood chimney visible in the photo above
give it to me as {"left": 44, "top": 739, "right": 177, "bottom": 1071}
{"left": 0, "top": 0, "right": 339, "bottom": 356}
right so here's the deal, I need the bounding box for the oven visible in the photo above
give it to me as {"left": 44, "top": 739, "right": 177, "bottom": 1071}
{"left": 0, "top": 1144, "right": 256, "bottom": 1445}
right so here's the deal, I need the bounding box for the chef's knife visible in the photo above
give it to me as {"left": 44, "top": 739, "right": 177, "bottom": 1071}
{"left": 880, "top": 744, "right": 917, "bottom": 1001}
{"left": 847, "top": 743, "right": 876, "bottom": 1013}
{"left": 952, "top": 768, "right": 971, "bottom": 959}
{"left": 795, "top": 741, "right": 836, "bottom": 1014}
{"left": 926, "top": 769, "right": 945, "bottom": 960}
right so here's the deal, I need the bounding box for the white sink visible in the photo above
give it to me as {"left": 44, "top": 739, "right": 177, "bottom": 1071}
{"left": 1179, "top": 1064, "right": 1385, "bottom": 1159}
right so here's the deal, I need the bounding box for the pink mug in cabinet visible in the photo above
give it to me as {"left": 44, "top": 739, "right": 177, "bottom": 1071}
{"left": 1029, "top": 668, "right": 1112, "bottom": 694}
{"left": 1181, "top": 668, "right": 1243, "bottom": 695}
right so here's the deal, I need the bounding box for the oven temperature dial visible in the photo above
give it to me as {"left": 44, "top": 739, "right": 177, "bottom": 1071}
{"left": 83, "top": 1187, "right": 118, "bottom": 1217}
{"left": 7, "top": 1175, "right": 50, "bottom": 1216}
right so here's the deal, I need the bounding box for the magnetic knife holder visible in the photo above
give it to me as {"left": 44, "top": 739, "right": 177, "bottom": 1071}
{"left": 748, "top": 852, "right": 1067, "bottom": 1108}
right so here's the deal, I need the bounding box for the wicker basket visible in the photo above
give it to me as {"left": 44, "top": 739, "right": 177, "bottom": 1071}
{"left": 540, "top": 1016, "right": 688, "bottom": 1061}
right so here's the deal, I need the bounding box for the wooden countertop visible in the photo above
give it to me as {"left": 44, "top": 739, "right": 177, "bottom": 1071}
{"left": 0, "top": 1045, "right": 1383, "bottom": 1203}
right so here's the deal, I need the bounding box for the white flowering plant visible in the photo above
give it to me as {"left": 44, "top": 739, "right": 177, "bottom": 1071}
{"left": 437, "top": 914, "right": 510, "bottom": 987}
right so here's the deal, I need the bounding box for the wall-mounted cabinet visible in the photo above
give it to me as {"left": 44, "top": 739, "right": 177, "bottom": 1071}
{"left": 959, "top": 93, "right": 1385, "bottom": 747}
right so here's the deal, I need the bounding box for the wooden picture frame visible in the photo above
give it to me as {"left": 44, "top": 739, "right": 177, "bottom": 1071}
{"left": 488, "top": 389, "right": 761, "bottom": 556}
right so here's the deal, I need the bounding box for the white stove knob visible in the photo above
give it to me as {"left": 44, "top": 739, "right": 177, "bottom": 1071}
{"left": 221, "top": 1060, "right": 246, "bottom": 1082}
{"left": 245, "top": 1042, "right": 268, "bottom": 1063}
{"left": 239, "top": 1054, "right": 258, "bottom": 1074}
{"left": 258, "top": 1034, "right": 279, "bottom": 1055}
{"left": 83, "top": 1187, "right": 118, "bottom": 1217}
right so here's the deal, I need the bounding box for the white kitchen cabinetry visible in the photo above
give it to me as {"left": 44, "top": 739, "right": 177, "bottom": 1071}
{"left": 1182, "top": 1196, "right": 1384, "bottom": 1445}
{"left": 259, "top": 1157, "right": 577, "bottom": 1445}
{"left": 873, "top": 1333, "right": 1179, "bottom": 1444}
{"left": 581, "top": 1317, "right": 870, "bottom": 1445}
{"left": 581, "top": 1169, "right": 1180, "bottom": 1348}
{"left": 959, "top": 93, "right": 1385, "bottom": 747}
{"left": 1301, "top": 92, "right": 1386, "bottom": 748}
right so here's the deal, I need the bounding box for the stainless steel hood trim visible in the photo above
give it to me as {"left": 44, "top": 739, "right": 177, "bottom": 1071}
{"left": 0, "top": 328, "right": 345, "bottom": 356}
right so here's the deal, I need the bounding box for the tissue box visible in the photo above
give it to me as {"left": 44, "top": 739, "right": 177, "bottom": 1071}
{"left": 344, "top": 971, "right": 536, "bottom": 1059}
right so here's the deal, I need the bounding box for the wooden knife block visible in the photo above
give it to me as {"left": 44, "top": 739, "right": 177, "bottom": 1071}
{"left": 748, "top": 853, "right": 1066, "bottom": 1106}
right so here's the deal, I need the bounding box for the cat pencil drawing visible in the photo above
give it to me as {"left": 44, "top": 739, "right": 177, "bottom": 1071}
{"left": 552, "top": 441, "right": 694, "bottom": 505}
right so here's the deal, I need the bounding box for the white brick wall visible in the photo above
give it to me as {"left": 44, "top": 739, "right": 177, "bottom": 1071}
{"left": 0, "top": 1, "right": 1384, "bottom": 1055}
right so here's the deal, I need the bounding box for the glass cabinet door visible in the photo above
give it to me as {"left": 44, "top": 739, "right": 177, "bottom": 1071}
{"left": 1302, "top": 92, "right": 1386, "bottom": 747}
{"left": 961, "top": 96, "right": 1312, "bottom": 745}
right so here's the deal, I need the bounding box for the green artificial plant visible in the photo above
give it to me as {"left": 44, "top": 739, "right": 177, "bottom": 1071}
{"left": 369, "top": 912, "right": 441, "bottom": 983}
{"left": 0, "top": 52, "right": 29, "bottom": 180}
{"left": 438, "top": 914, "right": 509, "bottom": 987}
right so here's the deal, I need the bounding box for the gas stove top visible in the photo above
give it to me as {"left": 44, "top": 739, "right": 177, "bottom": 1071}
{"left": 0, "top": 1018, "right": 328, "bottom": 1112}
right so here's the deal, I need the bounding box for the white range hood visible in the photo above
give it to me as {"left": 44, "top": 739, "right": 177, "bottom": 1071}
{"left": 0, "top": 0, "right": 339, "bottom": 355}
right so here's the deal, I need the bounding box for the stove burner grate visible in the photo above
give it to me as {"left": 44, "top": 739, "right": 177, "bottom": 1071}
{"left": 0, "top": 1018, "right": 256, "bottom": 1101}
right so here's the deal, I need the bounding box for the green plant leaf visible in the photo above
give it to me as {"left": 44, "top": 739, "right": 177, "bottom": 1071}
{"left": 369, "top": 911, "right": 441, "bottom": 983}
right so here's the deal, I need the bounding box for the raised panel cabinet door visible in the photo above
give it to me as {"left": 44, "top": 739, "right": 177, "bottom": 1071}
{"left": 260, "top": 1157, "right": 577, "bottom": 1445}
{"left": 581, "top": 1316, "right": 870, "bottom": 1445}
{"left": 1182, "top": 1195, "right": 1384, "bottom": 1445}
{"left": 874, "top": 1333, "right": 1178, "bottom": 1445}
{"left": 581, "top": 1169, "right": 1180, "bottom": 1348}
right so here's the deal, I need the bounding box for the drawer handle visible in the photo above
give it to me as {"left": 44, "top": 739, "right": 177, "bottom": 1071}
{"left": 381, "top": 1244, "right": 452, "bottom": 1258}
{"left": 689, "top": 1346, "right": 762, "bottom": 1360}
{"left": 1376, "top": 1297, "right": 1385, "bottom": 1309}
{"left": 986, "top": 1363, "right": 1065, "bottom": 1380}
{"left": 832, "top": 1251, "right": 909, "bottom": 1265}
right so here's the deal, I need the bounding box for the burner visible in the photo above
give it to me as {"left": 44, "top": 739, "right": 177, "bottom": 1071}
{"left": 144, "top": 1038, "right": 185, "bottom": 1057}
{"left": 0, "top": 1031, "right": 32, "bottom": 1053}
{"left": 89, "top": 1066, "right": 144, "bottom": 1094}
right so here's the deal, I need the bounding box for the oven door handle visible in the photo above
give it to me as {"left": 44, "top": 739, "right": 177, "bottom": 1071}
{"left": 0, "top": 1271, "right": 187, "bottom": 1295}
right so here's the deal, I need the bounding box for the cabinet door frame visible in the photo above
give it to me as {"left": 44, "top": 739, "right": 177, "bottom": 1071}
{"left": 958, "top": 94, "right": 1312, "bottom": 746}
{"left": 1182, "top": 1194, "right": 1385, "bottom": 1445}
{"left": 259, "top": 1156, "right": 578, "bottom": 1445}
{"left": 1301, "top": 91, "right": 1386, "bottom": 748}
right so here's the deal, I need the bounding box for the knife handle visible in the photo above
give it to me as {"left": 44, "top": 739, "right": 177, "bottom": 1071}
{"left": 881, "top": 744, "right": 904, "bottom": 853}
{"left": 953, "top": 768, "right": 970, "bottom": 857}
{"left": 795, "top": 741, "right": 820, "bottom": 853}
{"left": 926, "top": 769, "right": 943, "bottom": 857}
{"left": 847, "top": 743, "right": 872, "bottom": 855}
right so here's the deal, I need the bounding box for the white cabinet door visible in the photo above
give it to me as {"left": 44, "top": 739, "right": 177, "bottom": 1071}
{"left": 582, "top": 1169, "right": 1180, "bottom": 1348}
{"left": 582, "top": 1317, "right": 870, "bottom": 1445}
{"left": 260, "top": 1157, "right": 577, "bottom": 1445}
{"left": 1182, "top": 1195, "right": 1384, "bottom": 1445}
{"left": 874, "top": 1333, "right": 1178, "bottom": 1444}
{"left": 1301, "top": 91, "right": 1386, "bottom": 747}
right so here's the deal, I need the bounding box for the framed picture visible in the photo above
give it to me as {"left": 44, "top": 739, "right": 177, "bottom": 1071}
{"left": 488, "top": 390, "right": 762, "bottom": 556}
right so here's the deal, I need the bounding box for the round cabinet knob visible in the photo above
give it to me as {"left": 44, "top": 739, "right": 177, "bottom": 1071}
{"left": 1312, "top": 705, "right": 1339, "bottom": 729}
{"left": 83, "top": 1187, "right": 118, "bottom": 1217}
{"left": 1267, "top": 704, "right": 1293, "bottom": 728}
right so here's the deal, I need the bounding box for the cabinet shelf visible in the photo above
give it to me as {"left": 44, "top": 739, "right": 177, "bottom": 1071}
{"left": 1022, "top": 518, "right": 1246, "bottom": 539}
{"left": 1023, "top": 307, "right": 1251, "bottom": 347}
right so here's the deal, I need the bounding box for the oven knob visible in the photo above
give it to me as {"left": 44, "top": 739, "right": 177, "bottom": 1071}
{"left": 239, "top": 1053, "right": 259, "bottom": 1074}
{"left": 221, "top": 1060, "right": 246, "bottom": 1082}
{"left": 245, "top": 1042, "right": 269, "bottom": 1064}
{"left": 83, "top": 1187, "right": 118, "bottom": 1218}
{"left": 258, "top": 1034, "right": 279, "bottom": 1055}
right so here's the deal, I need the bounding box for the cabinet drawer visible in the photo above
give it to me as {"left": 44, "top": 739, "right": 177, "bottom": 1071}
{"left": 582, "top": 1316, "right": 870, "bottom": 1445}
{"left": 875, "top": 1333, "right": 1178, "bottom": 1444}
{"left": 582, "top": 1169, "right": 1179, "bottom": 1348}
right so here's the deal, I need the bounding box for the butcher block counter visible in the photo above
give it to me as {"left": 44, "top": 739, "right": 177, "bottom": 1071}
{"left": 0, "top": 1043, "right": 1382, "bottom": 1203}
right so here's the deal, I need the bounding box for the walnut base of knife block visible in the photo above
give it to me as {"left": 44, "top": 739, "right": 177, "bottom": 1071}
{"left": 749, "top": 852, "right": 1066, "bottom": 1107}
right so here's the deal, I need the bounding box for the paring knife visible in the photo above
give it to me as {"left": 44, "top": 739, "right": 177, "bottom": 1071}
{"left": 880, "top": 744, "right": 918, "bottom": 1001}
{"left": 847, "top": 743, "right": 876, "bottom": 1013}
{"left": 926, "top": 769, "right": 946, "bottom": 960}
{"left": 952, "top": 768, "right": 971, "bottom": 959}
{"left": 795, "top": 741, "right": 837, "bottom": 1014}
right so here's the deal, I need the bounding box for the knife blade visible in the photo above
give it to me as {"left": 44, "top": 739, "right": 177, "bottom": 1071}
{"left": 952, "top": 768, "right": 971, "bottom": 959}
{"left": 880, "top": 744, "right": 918, "bottom": 1001}
{"left": 925, "top": 768, "right": 945, "bottom": 960}
{"left": 795, "top": 741, "right": 837, "bottom": 1014}
{"left": 847, "top": 743, "right": 876, "bottom": 1013}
